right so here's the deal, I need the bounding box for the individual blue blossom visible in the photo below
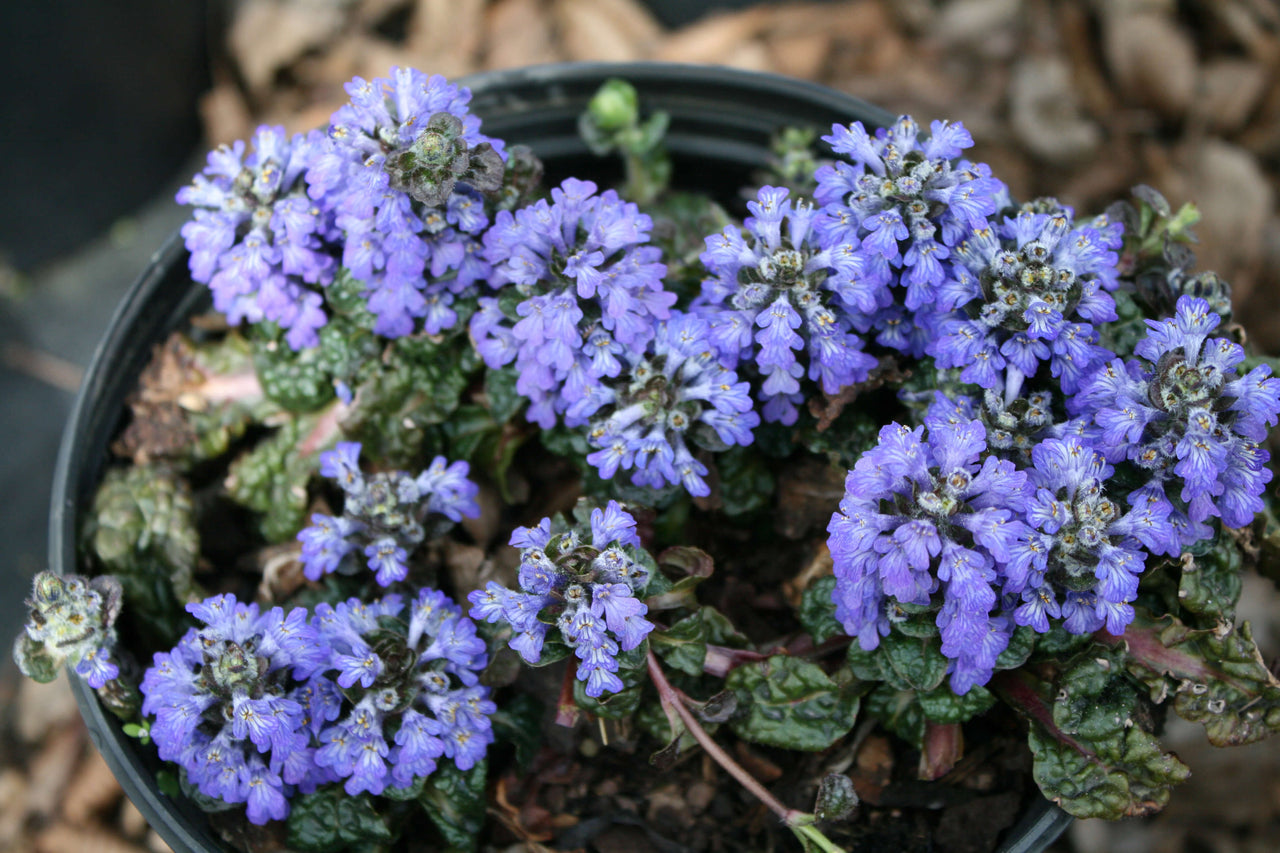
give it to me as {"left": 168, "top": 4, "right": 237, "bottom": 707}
{"left": 1007, "top": 436, "right": 1177, "bottom": 637}
{"left": 312, "top": 590, "right": 494, "bottom": 794}
{"left": 698, "top": 186, "right": 877, "bottom": 424}
{"left": 297, "top": 442, "right": 479, "bottom": 585}
{"left": 139, "top": 595, "right": 326, "bottom": 824}
{"left": 471, "top": 177, "right": 676, "bottom": 427}
{"left": 814, "top": 115, "right": 1004, "bottom": 354}
{"left": 178, "top": 125, "right": 336, "bottom": 349}
{"left": 931, "top": 203, "right": 1123, "bottom": 396}
{"left": 1071, "top": 295, "right": 1280, "bottom": 542}
{"left": 467, "top": 502, "right": 655, "bottom": 698}
{"left": 827, "top": 416, "right": 1031, "bottom": 694}
{"left": 568, "top": 312, "right": 759, "bottom": 497}
{"left": 305, "top": 68, "right": 505, "bottom": 337}
{"left": 14, "top": 572, "right": 123, "bottom": 689}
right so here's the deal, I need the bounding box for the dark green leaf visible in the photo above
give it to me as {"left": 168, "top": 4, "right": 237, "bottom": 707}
{"left": 917, "top": 683, "right": 994, "bottom": 723}
{"left": 715, "top": 446, "right": 775, "bottom": 517}
{"left": 798, "top": 576, "right": 841, "bottom": 645}
{"left": 1177, "top": 536, "right": 1242, "bottom": 619}
{"left": 880, "top": 632, "right": 948, "bottom": 692}
{"left": 288, "top": 787, "right": 394, "bottom": 852}
{"left": 12, "top": 635, "right": 58, "bottom": 683}
{"left": 420, "top": 761, "right": 487, "bottom": 853}
{"left": 727, "top": 655, "right": 859, "bottom": 751}
{"left": 489, "top": 693, "right": 544, "bottom": 771}
{"left": 864, "top": 685, "right": 925, "bottom": 748}
{"left": 1107, "top": 611, "right": 1280, "bottom": 746}
{"left": 382, "top": 775, "right": 426, "bottom": 801}
{"left": 483, "top": 365, "right": 524, "bottom": 424}
{"left": 994, "top": 625, "right": 1037, "bottom": 671}
{"left": 225, "top": 415, "right": 320, "bottom": 542}
{"left": 573, "top": 654, "right": 648, "bottom": 720}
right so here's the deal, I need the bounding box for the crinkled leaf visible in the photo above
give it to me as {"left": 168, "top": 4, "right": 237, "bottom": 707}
{"left": 715, "top": 446, "right": 775, "bottom": 517}
{"left": 12, "top": 634, "right": 58, "bottom": 683}
{"left": 84, "top": 464, "right": 200, "bottom": 648}
{"left": 344, "top": 334, "right": 479, "bottom": 468}
{"left": 1106, "top": 610, "right": 1280, "bottom": 746}
{"left": 419, "top": 760, "right": 487, "bottom": 853}
{"left": 880, "top": 632, "right": 948, "bottom": 692}
{"left": 572, "top": 643, "right": 649, "bottom": 720}
{"left": 643, "top": 546, "right": 713, "bottom": 611}
{"left": 225, "top": 415, "right": 322, "bottom": 543}
{"left": 864, "top": 685, "right": 925, "bottom": 748}
{"left": 995, "top": 624, "right": 1037, "bottom": 671}
{"left": 287, "top": 787, "right": 394, "bottom": 852}
{"left": 382, "top": 774, "right": 427, "bottom": 802}
{"left": 727, "top": 655, "right": 859, "bottom": 751}
{"left": 483, "top": 365, "right": 524, "bottom": 424}
{"left": 489, "top": 692, "right": 543, "bottom": 771}
{"left": 814, "top": 773, "right": 859, "bottom": 821}
{"left": 995, "top": 659, "right": 1190, "bottom": 820}
{"left": 1177, "top": 537, "right": 1242, "bottom": 619}
{"left": 798, "top": 576, "right": 841, "bottom": 644}
{"left": 918, "top": 683, "right": 994, "bottom": 723}
{"left": 651, "top": 606, "right": 743, "bottom": 677}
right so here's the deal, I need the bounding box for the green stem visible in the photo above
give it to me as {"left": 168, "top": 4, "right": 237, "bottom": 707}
{"left": 645, "top": 650, "right": 849, "bottom": 853}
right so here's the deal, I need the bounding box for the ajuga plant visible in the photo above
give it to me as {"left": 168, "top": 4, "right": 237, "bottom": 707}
{"left": 22, "top": 67, "right": 1280, "bottom": 853}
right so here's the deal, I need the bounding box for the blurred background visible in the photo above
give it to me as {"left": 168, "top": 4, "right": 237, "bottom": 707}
{"left": 3, "top": 1, "right": 1280, "bottom": 851}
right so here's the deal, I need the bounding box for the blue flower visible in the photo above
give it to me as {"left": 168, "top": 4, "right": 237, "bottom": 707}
{"left": 139, "top": 595, "right": 325, "bottom": 824}
{"left": 698, "top": 186, "right": 877, "bottom": 423}
{"left": 472, "top": 178, "right": 675, "bottom": 427}
{"left": 570, "top": 312, "right": 760, "bottom": 496}
{"left": 18, "top": 573, "right": 123, "bottom": 689}
{"left": 931, "top": 204, "right": 1122, "bottom": 397}
{"left": 814, "top": 116, "right": 1004, "bottom": 355}
{"left": 827, "top": 416, "right": 1031, "bottom": 693}
{"left": 305, "top": 68, "right": 504, "bottom": 337}
{"left": 1073, "top": 296, "right": 1280, "bottom": 541}
{"left": 178, "top": 125, "right": 336, "bottom": 349}
{"left": 297, "top": 442, "right": 479, "bottom": 585}
{"left": 314, "top": 589, "right": 494, "bottom": 792}
{"left": 467, "top": 503, "right": 654, "bottom": 697}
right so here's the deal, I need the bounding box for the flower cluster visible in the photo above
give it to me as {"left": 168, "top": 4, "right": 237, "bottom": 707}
{"left": 177, "top": 126, "right": 335, "bottom": 349}
{"left": 179, "top": 68, "right": 508, "bottom": 345}
{"left": 139, "top": 588, "right": 492, "bottom": 823}
{"left": 569, "top": 312, "right": 759, "bottom": 496}
{"left": 931, "top": 203, "right": 1122, "bottom": 396}
{"left": 298, "top": 442, "right": 480, "bottom": 586}
{"left": 471, "top": 177, "right": 676, "bottom": 428}
{"left": 139, "top": 596, "right": 325, "bottom": 824}
{"left": 827, "top": 414, "right": 1029, "bottom": 694}
{"left": 468, "top": 502, "right": 654, "bottom": 698}
{"left": 814, "top": 115, "right": 1004, "bottom": 354}
{"left": 306, "top": 68, "right": 505, "bottom": 338}
{"left": 14, "top": 572, "right": 123, "bottom": 688}
{"left": 1072, "top": 295, "right": 1280, "bottom": 542}
{"left": 698, "top": 186, "right": 877, "bottom": 423}
{"left": 312, "top": 589, "right": 494, "bottom": 794}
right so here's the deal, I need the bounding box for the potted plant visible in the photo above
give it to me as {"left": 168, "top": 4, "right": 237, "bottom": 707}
{"left": 19, "top": 62, "right": 1280, "bottom": 853}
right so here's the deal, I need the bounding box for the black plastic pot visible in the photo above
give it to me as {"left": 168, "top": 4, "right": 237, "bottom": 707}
{"left": 51, "top": 62, "right": 1072, "bottom": 853}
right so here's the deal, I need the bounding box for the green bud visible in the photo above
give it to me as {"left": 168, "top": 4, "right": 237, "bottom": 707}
{"left": 588, "top": 79, "right": 639, "bottom": 132}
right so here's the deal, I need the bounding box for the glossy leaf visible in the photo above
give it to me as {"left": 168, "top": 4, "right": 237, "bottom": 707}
{"left": 287, "top": 788, "right": 394, "bottom": 853}
{"left": 798, "top": 575, "right": 841, "bottom": 645}
{"left": 419, "top": 761, "right": 487, "bottom": 853}
{"left": 727, "top": 655, "right": 859, "bottom": 751}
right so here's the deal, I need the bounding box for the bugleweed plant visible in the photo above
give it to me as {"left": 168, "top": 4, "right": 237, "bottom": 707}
{"left": 20, "top": 69, "right": 1280, "bottom": 852}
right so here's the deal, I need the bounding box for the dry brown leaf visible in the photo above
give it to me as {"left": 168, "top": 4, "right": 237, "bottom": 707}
{"left": 1009, "top": 55, "right": 1102, "bottom": 165}
{"left": 0, "top": 768, "right": 27, "bottom": 848}
{"left": 555, "top": 0, "right": 649, "bottom": 62}
{"left": 36, "top": 824, "right": 147, "bottom": 853}
{"left": 61, "top": 745, "right": 122, "bottom": 826}
{"left": 766, "top": 30, "right": 831, "bottom": 80}
{"left": 406, "top": 0, "right": 485, "bottom": 77}
{"left": 16, "top": 676, "right": 78, "bottom": 744}
{"left": 1196, "top": 58, "right": 1270, "bottom": 134}
{"left": 229, "top": 0, "right": 350, "bottom": 95}
{"left": 118, "top": 798, "right": 148, "bottom": 841}
{"left": 654, "top": 8, "right": 770, "bottom": 64}
{"left": 483, "top": 0, "right": 562, "bottom": 70}
{"left": 1102, "top": 11, "right": 1198, "bottom": 119}
{"left": 198, "top": 83, "right": 254, "bottom": 149}
{"left": 25, "top": 725, "right": 85, "bottom": 820}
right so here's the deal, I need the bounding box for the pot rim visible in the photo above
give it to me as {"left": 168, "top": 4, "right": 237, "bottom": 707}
{"left": 49, "top": 60, "right": 1070, "bottom": 853}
